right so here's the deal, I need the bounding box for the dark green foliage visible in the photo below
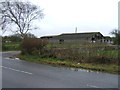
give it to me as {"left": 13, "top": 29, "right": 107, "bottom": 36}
{"left": 111, "top": 29, "right": 120, "bottom": 45}
{"left": 2, "top": 33, "right": 37, "bottom": 43}
{"left": 23, "top": 33, "right": 37, "bottom": 39}
{"left": 2, "top": 35, "right": 22, "bottom": 43}
{"left": 2, "top": 44, "right": 8, "bottom": 51}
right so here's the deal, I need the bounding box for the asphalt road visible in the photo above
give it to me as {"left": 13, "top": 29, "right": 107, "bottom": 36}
{"left": 2, "top": 51, "right": 119, "bottom": 88}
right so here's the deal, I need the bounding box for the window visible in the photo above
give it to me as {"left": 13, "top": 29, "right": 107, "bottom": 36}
{"left": 59, "top": 39, "right": 64, "bottom": 44}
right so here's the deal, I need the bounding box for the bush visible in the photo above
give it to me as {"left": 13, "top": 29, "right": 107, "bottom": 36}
{"left": 2, "top": 44, "right": 8, "bottom": 51}
{"left": 21, "top": 38, "right": 48, "bottom": 55}
{"left": 42, "top": 46, "right": 118, "bottom": 65}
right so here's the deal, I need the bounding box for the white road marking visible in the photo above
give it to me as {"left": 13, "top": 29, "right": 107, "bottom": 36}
{"left": 87, "top": 84, "right": 99, "bottom": 88}
{"left": 1, "top": 66, "right": 32, "bottom": 75}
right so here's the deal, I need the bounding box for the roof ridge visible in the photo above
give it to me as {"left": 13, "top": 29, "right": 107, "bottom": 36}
{"left": 60, "top": 32, "right": 100, "bottom": 35}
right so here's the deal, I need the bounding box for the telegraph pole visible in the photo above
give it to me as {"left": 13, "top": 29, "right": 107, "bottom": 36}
{"left": 75, "top": 27, "right": 77, "bottom": 33}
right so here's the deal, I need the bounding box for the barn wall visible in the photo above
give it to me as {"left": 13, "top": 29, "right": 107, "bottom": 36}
{"left": 48, "top": 39, "right": 92, "bottom": 44}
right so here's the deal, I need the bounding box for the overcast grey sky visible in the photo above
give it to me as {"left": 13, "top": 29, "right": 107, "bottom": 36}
{"left": 3, "top": 0, "right": 120, "bottom": 37}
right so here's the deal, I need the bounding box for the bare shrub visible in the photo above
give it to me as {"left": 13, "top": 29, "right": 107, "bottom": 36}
{"left": 21, "top": 38, "right": 48, "bottom": 55}
{"left": 44, "top": 45, "right": 118, "bottom": 64}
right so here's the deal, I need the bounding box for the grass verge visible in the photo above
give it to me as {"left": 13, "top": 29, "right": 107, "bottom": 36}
{"left": 2, "top": 43, "right": 21, "bottom": 51}
{"left": 18, "top": 54, "right": 119, "bottom": 75}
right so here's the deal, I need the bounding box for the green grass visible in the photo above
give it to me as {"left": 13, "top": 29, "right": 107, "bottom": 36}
{"left": 2, "top": 43, "right": 21, "bottom": 51}
{"left": 96, "top": 50, "right": 118, "bottom": 59}
{"left": 18, "top": 54, "right": 119, "bottom": 75}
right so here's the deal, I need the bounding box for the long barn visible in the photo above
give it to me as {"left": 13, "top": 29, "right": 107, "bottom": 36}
{"left": 41, "top": 32, "right": 112, "bottom": 44}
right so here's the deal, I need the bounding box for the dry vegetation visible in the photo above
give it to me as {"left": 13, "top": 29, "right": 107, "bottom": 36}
{"left": 18, "top": 38, "right": 119, "bottom": 74}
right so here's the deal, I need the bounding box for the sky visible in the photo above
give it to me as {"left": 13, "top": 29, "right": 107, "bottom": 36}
{"left": 3, "top": 0, "right": 120, "bottom": 37}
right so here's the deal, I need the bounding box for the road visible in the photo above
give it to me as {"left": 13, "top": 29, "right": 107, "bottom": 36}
{"left": 2, "top": 51, "right": 119, "bottom": 88}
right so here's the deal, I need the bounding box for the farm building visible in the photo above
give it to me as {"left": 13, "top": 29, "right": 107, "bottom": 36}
{"left": 41, "top": 32, "right": 112, "bottom": 44}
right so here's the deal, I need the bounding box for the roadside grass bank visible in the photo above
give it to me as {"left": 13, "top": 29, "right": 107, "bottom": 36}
{"left": 19, "top": 39, "right": 119, "bottom": 74}
{"left": 2, "top": 39, "right": 119, "bottom": 75}
{"left": 18, "top": 54, "right": 119, "bottom": 75}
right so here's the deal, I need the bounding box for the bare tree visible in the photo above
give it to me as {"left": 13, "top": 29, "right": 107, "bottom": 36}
{"left": 0, "top": 0, "right": 44, "bottom": 39}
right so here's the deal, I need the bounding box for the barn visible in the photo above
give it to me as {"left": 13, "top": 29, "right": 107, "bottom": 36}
{"left": 41, "top": 32, "right": 112, "bottom": 44}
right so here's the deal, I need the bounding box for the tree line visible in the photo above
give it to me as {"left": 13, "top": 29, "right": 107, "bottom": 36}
{"left": 2, "top": 33, "right": 37, "bottom": 43}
